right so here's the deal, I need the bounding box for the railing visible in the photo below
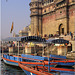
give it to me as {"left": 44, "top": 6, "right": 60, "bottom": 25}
{"left": 3, "top": 53, "right": 22, "bottom": 62}
{"left": 3, "top": 53, "right": 22, "bottom": 56}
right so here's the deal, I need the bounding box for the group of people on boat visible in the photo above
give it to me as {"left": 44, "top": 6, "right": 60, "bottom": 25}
{"left": 1, "top": 36, "right": 75, "bottom": 75}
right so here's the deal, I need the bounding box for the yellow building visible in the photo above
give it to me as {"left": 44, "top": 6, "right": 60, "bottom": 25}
{"left": 19, "top": 26, "right": 29, "bottom": 37}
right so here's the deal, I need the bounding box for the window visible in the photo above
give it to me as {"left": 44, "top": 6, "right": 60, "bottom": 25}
{"left": 35, "top": 3, "right": 37, "bottom": 6}
{"left": 44, "top": 10, "right": 46, "bottom": 12}
{"left": 60, "top": 11, "right": 62, "bottom": 13}
{"left": 62, "top": 28, "right": 64, "bottom": 34}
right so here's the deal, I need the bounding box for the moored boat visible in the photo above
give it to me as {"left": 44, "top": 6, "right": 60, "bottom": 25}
{"left": 18, "top": 59, "right": 75, "bottom": 75}
{"left": 18, "top": 62, "right": 54, "bottom": 75}
{"left": 50, "top": 67, "right": 75, "bottom": 75}
{"left": 2, "top": 53, "right": 57, "bottom": 67}
{"left": 2, "top": 36, "right": 46, "bottom": 66}
{"left": 2, "top": 36, "right": 75, "bottom": 75}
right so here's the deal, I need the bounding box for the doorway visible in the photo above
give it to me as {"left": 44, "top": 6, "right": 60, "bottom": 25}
{"left": 59, "top": 24, "right": 64, "bottom": 35}
{"left": 62, "top": 28, "right": 64, "bottom": 34}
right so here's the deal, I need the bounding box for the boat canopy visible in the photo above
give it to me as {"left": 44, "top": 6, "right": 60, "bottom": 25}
{"left": 46, "top": 38, "right": 55, "bottom": 43}
{"left": 2, "top": 36, "right": 46, "bottom": 42}
{"left": 51, "top": 39, "right": 69, "bottom": 44}
{"left": 46, "top": 39, "right": 69, "bottom": 44}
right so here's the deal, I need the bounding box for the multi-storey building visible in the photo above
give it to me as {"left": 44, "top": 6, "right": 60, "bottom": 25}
{"left": 29, "top": 0, "right": 75, "bottom": 37}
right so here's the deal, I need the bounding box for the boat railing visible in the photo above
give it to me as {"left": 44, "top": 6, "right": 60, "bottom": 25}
{"left": 3, "top": 53, "right": 22, "bottom": 56}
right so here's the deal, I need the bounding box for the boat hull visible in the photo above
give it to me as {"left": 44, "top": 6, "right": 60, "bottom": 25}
{"left": 50, "top": 67, "right": 75, "bottom": 75}
{"left": 2, "top": 54, "right": 55, "bottom": 67}
{"left": 18, "top": 63, "right": 53, "bottom": 75}
{"left": 2, "top": 54, "right": 75, "bottom": 67}
{"left": 3, "top": 58, "right": 18, "bottom": 66}
{"left": 2, "top": 54, "right": 21, "bottom": 66}
{"left": 57, "top": 62, "right": 75, "bottom": 66}
{"left": 22, "top": 69, "right": 36, "bottom": 75}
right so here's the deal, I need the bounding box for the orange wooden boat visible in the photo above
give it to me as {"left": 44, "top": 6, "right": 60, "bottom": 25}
{"left": 18, "top": 62, "right": 53, "bottom": 75}
{"left": 19, "top": 62, "right": 75, "bottom": 75}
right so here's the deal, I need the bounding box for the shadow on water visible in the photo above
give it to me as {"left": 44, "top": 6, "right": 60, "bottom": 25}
{"left": 1, "top": 61, "right": 26, "bottom": 75}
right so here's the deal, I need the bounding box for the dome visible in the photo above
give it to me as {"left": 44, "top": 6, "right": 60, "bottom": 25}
{"left": 31, "top": 0, "right": 42, "bottom": 2}
{"left": 19, "top": 30, "right": 22, "bottom": 33}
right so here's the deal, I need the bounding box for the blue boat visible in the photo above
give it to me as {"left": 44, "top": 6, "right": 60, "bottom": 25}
{"left": 2, "top": 36, "right": 64, "bottom": 67}
{"left": 50, "top": 55, "right": 75, "bottom": 66}
{"left": 2, "top": 36, "right": 75, "bottom": 75}
{"left": 2, "top": 54, "right": 22, "bottom": 66}
{"left": 2, "top": 36, "right": 46, "bottom": 66}
{"left": 2, "top": 53, "right": 55, "bottom": 67}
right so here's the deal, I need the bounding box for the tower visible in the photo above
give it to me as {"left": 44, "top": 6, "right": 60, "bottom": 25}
{"left": 29, "top": 0, "right": 42, "bottom": 36}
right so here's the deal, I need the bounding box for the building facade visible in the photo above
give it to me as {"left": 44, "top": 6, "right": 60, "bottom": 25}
{"left": 19, "top": 26, "right": 29, "bottom": 37}
{"left": 29, "top": 0, "right": 75, "bottom": 37}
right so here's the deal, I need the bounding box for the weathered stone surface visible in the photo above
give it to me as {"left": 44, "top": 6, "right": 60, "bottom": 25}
{"left": 29, "top": 0, "right": 75, "bottom": 37}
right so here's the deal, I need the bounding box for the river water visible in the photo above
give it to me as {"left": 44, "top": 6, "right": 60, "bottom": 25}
{"left": 0, "top": 53, "right": 25, "bottom": 75}
{"left": 1, "top": 60, "right": 26, "bottom": 75}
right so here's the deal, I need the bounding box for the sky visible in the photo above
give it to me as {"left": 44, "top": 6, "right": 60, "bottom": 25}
{"left": 0, "top": 0, "right": 1, "bottom": 40}
{"left": 1, "top": 0, "right": 31, "bottom": 39}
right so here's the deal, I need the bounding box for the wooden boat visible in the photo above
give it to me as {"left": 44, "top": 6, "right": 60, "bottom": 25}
{"left": 2, "top": 53, "right": 57, "bottom": 67}
{"left": 2, "top": 36, "right": 75, "bottom": 75}
{"left": 50, "top": 67, "right": 75, "bottom": 74}
{"left": 2, "top": 53, "right": 75, "bottom": 67}
{"left": 2, "top": 36, "right": 46, "bottom": 66}
{"left": 18, "top": 62, "right": 53, "bottom": 75}
{"left": 2, "top": 54, "right": 21, "bottom": 66}
{"left": 18, "top": 61, "right": 75, "bottom": 75}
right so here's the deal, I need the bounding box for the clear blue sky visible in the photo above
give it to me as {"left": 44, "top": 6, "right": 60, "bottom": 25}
{"left": 1, "top": 0, "right": 31, "bottom": 39}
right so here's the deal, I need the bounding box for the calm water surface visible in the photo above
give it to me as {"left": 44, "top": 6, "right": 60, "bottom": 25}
{"left": 1, "top": 60, "right": 26, "bottom": 75}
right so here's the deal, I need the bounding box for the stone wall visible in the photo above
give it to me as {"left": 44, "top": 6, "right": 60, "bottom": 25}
{"left": 42, "top": 6, "right": 68, "bottom": 36}
{"left": 30, "top": 0, "right": 75, "bottom": 37}
{"left": 69, "top": 5, "right": 75, "bottom": 33}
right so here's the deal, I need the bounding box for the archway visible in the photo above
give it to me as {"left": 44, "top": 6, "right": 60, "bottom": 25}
{"left": 59, "top": 23, "right": 64, "bottom": 35}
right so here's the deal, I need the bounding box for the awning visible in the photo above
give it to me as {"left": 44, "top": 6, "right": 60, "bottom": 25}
{"left": 46, "top": 38, "right": 55, "bottom": 43}
{"left": 51, "top": 39, "right": 69, "bottom": 44}
{"left": 2, "top": 36, "right": 46, "bottom": 42}
{"left": 46, "top": 38, "right": 69, "bottom": 44}
{"left": 56, "top": 0, "right": 64, "bottom": 3}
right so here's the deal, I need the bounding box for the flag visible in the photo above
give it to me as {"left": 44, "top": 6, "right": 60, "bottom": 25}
{"left": 10, "top": 22, "right": 14, "bottom": 33}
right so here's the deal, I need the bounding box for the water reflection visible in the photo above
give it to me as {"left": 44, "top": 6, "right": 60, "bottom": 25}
{"left": 1, "top": 61, "right": 25, "bottom": 75}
